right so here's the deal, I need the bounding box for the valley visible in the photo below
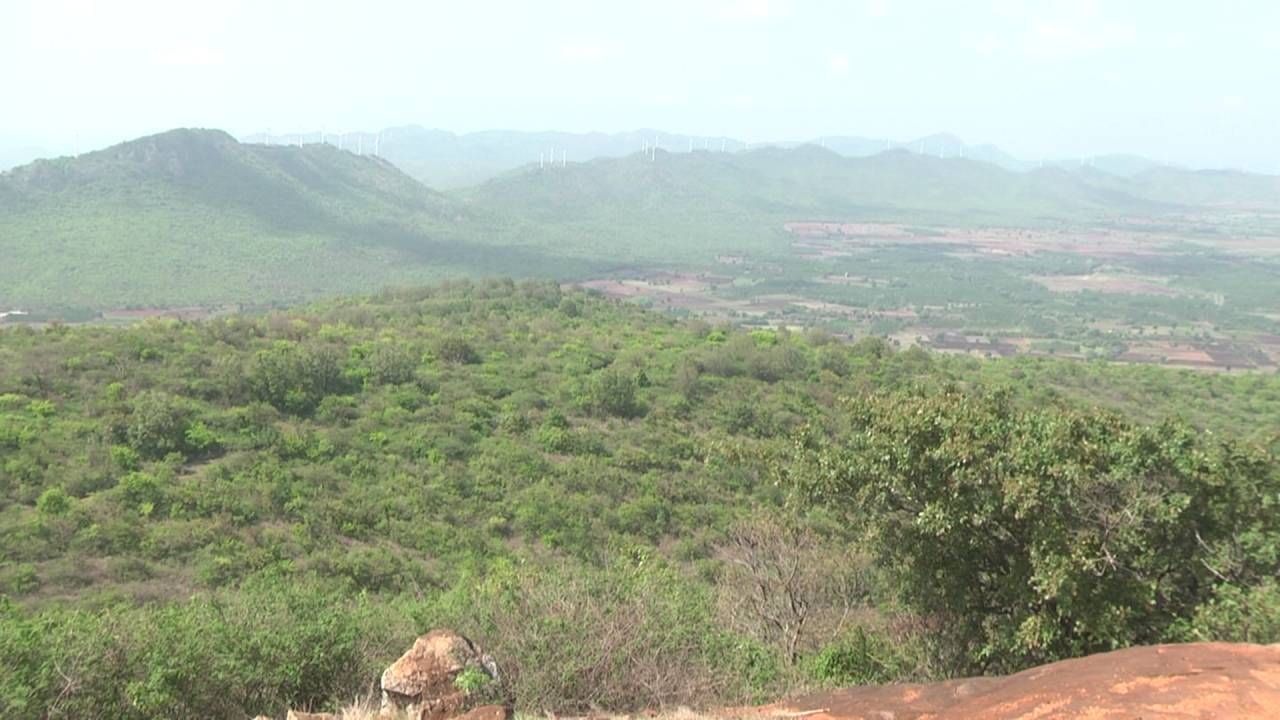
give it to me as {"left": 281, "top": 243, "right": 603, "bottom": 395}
{"left": 3, "top": 130, "right": 1277, "bottom": 373}
{"left": 570, "top": 214, "right": 1280, "bottom": 371}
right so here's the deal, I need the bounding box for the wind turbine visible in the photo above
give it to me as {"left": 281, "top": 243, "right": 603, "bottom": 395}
{"left": 375, "top": 133, "right": 381, "bottom": 157}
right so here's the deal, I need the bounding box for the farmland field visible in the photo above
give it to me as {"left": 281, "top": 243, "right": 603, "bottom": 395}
{"left": 571, "top": 212, "right": 1280, "bottom": 371}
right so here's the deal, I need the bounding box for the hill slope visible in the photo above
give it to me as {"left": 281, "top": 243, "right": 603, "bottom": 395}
{"left": 1, "top": 282, "right": 1277, "bottom": 717}
{"left": 0, "top": 129, "right": 588, "bottom": 310}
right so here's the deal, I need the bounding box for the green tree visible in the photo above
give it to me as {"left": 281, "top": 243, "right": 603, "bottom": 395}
{"left": 35, "top": 487, "right": 71, "bottom": 517}
{"left": 581, "top": 368, "right": 643, "bottom": 419}
{"left": 248, "top": 342, "right": 347, "bottom": 415}
{"left": 780, "top": 388, "right": 1280, "bottom": 671}
{"left": 126, "top": 391, "right": 190, "bottom": 459}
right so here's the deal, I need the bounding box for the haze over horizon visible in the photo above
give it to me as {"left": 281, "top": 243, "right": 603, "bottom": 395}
{"left": 3, "top": 0, "right": 1279, "bottom": 173}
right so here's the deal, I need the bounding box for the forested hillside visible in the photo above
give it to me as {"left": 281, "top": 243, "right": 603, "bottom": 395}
{"left": 2, "top": 281, "right": 1277, "bottom": 718}
{"left": 0, "top": 129, "right": 585, "bottom": 311}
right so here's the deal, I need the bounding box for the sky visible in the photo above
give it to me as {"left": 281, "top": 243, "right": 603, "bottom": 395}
{"left": 2, "top": 0, "right": 1279, "bottom": 172}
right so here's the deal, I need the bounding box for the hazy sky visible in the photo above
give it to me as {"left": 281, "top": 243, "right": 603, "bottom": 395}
{"left": 3, "top": 0, "right": 1278, "bottom": 171}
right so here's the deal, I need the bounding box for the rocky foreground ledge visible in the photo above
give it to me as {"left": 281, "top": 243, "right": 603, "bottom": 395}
{"left": 267, "top": 634, "right": 1280, "bottom": 720}
{"left": 751, "top": 642, "right": 1280, "bottom": 720}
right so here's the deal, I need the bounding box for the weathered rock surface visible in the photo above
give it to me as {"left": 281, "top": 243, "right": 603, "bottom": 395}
{"left": 755, "top": 642, "right": 1280, "bottom": 719}
{"left": 380, "top": 629, "right": 501, "bottom": 720}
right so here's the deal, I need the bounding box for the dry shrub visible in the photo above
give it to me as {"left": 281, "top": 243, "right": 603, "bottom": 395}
{"left": 715, "top": 515, "right": 873, "bottom": 664}
{"left": 445, "top": 557, "right": 765, "bottom": 713}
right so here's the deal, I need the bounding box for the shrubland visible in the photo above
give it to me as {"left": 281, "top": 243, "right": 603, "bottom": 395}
{"left": 1, "top": 279, "right": 1277, "bottom": 718}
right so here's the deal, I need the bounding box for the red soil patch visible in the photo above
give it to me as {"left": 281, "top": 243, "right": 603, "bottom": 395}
{"left": 783, "top": 221, "right": 1196, "bottom": 262}
{"left": 1115, "top": 341, "right": 1255, "bottom": 369}
{"left": 748, "top": 643, "right": 1280, "bottom": 720}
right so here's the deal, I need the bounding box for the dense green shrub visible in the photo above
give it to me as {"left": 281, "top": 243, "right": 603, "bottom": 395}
{"left": 434, "top": 335, "right": 479, "bottom": 364}
{"left": 126, "top": 391, "right": 191, "bottom": 459}
{"left": 1175, "top": 580, "right": 1280, "bottom": 644}
{"left": 249, "top": 342, "right": 349, "bottom": 415}
{"left": 580, "top": 367, "right": 644, "bottom": 418}
{"left": 0, "top": 577, "right": 416, "bottom": 719}
{"left": 807, "top": 627, "right": 912, "bottom": 686}
{"left": 781, "top": 388, "right": 1280, "bottom": 672}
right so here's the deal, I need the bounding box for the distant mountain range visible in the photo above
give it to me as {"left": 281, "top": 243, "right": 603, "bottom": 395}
{"left": 233, "top": 127, "right": 1189, "bottom": 190}
{"left": 241, "top": 127, "right": 750, "bottom": 189}
{"left": 2, "top": 128, "right": 1277, "bottom": 312}
{"left": 3, "top": 127, "right": 1236, "bottom": 188}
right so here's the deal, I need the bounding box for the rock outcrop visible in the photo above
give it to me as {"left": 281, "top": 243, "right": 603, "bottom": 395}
{"left": 380, "top": 630, "right": 503, "bottom": 720}
{"left": 754, "top": 642, "right": 1280, "bottom": 719}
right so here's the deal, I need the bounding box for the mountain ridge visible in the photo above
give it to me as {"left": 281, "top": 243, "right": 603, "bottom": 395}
{"left": 0, "top": 128, "right": 569, "bottom": 310}
{"left": 235, "top": 126, "right": 1214, "bottom": 189}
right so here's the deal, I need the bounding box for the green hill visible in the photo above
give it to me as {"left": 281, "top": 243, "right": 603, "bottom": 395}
{"left": 461, "top": 146, "right": 1174, "bottom": 269}
{"left": 0, "top": 129, "right": 588, "bottom": 311}
{"left": 473, "top": 145, "right": 1174, "bottom": 222}
{"left": 1127, "top": 166, "right": 1280, "bottom": 209}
